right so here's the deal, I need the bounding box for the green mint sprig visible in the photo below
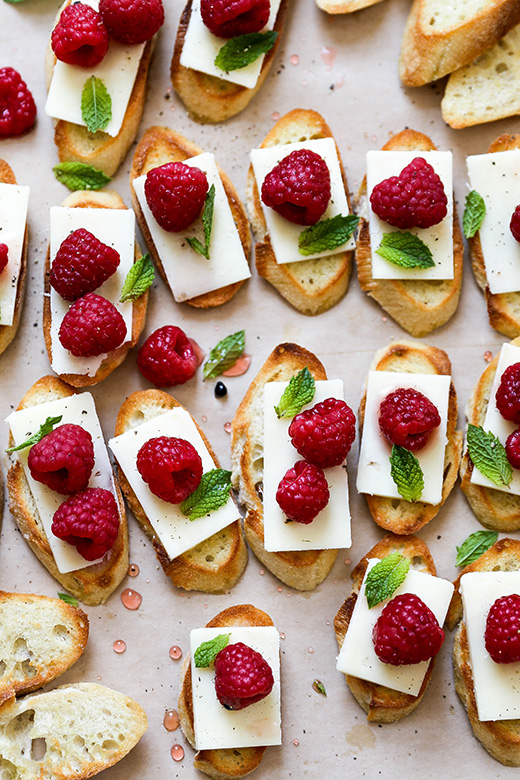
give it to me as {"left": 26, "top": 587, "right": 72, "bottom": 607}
{"left": 120, "top": 253, "right": 155, "bottom": 303}
{"left": 194, "top": 633, "right": 230, "bottom": 667}
{"left": 365, "top": 553, "right": 410, "bottom": 609}
{"left": 186, "top": 184, "right": 216, "bottom": 260}
{"left": 58, "top": 592, "right": 79, "bottom": 607}
{"left": 203, "top": 330, "right": 245, "bottom": 380}
{"left": 376, "top": 231, "right": 434, "bottom": 269}
{"left": 81, "top": 76, "right": 112, "bottom": 134}
{"left": 6, "top": 416, "right": 63, "bottom": 453}
{"left": 53, "top": 162, "right": 111, "bottom": 192}
{"left": 215, "top": 31, "right": 278, "bottom": 72}
{"left": 467, "top": 424, "right": 512, "bottom": 487}
{"left": 298, "top": 214, "right": 359, "bottom": 256}
{"left": 463, "top": 190, "right": 486, "bottom": 239}
{"left": 274, "top": 367, "right": 315, "bottom": 419}
{"left": 389, "top": 444, "right": 424, "bottom": 502}
{"left": 456, "top": 530, "right": 498, "bottom": 567}
{"left": 181, "top": 469, "right": 232, "bottom": 521}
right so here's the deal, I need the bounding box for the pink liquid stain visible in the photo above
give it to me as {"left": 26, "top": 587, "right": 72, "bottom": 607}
{"left": 334, "top": 75, "right": 345, "bottom": 90}
{"left": 169, "top": 645, "right": 182, "bottom": 660}
{"left": 272, "top": 111, "right": 280, "bottom": 122}
{"left": 190, "top": 338, "right": 206, "bottom": 368}
{"left": 127, "top": 563, "right": 139, "bottom": 577}
{"left": 320, "top": 45, "right": 337, "bottom": 71}
{"left": 484, "top": 350, "right": 493, "bottom": 363}
{"left": 163, "top": 710, "right": 180, "bottom": 731}
{"left": 224, "top": 421, "right": 232, "bottom": 434}
{"left": 293, "top": 738, "right": 300, "bottom": 747}
{"left": 121, "top": 588, "right": 142, "bottom": 610}
{"left": 171, "top": 744, "right": 185, "bottom": 761}
{"left": 290, "top": 54, "right": 299, "bottom": 66}
{"left": 113, "top": 640, "right": 126, "bottom": 654}
{"left": 222, "top": 354, "right": 251, "bottom": 377}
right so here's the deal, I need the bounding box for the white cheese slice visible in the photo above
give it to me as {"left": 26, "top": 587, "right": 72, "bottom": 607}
{"left": 366, "top": 150, "right": 454, "bottom": 280}
{"left": 336, "top": 560, "right": 454, "bottom": 696}
{"left": 191, "top": 626, "right": 281, "bottom": 750}
{"left": 356, "top": 371, "right": 450, "bottom": 505}
{"left": 263, "top": 379, "right": 351, "bottom": 552}
{"left": 49, "top": 206, "right": 134, "bottom": 378}
{"left": 460, "top": 571, "right": 520, "bottom": 721}
{"left": 0, "top": 183, "right": 29, "bottom": 327}
{"left": 109, "top": 408, "right": 239, "bottom": 560}
{"left": 250, "top": 137, "right": 354, "bottom": 264}
{"left": 6, "top": 393, "right": 116, "bottom": 574}
{"left": 467, "top": 150, "right": 520, "bottom": 294}
{"left": 132, "top": 152, "right": 251, "bottom": 302}
{"left": 180, "top": 0, "right": 282, "bottom": 90}
{"left": 45, "top": 0, "right": 145, "bottom": 137}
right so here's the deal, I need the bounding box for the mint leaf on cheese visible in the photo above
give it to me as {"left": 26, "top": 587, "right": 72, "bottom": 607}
{"left": 376, "top": 231, "right": 434, "bottom": 269}
{"left": 389, "top": 444, "right": 424, "bottom": 502}
{"left": 365, "top": 553, "right": 410, "bottom": 609}
{"left": 53, "top": 162, "right": 112, "bottom": 192}
{"left": 186, "top": 184, "right": 216, "bottom": 260}
{"left": 298, "top": 214, "right": 359, "bottom": 256}
{"left": 467, "top": 424, "right": 512, "bottom": 487}
{"left": 215, "top": 31, "right": 278, "bottom": 72}
{"left": 194, "top": 633, "right": 230, "bottom": 667}
{"left": 81, "top": 76, "right": 112, "bottom": 134}
{"left": 274, "top": 367, "right": 316, "bottom": 419}
{"left": 456, "top": 530, "right": 498, "bottom": 567}
{"left": 203, "top": 330, "right": 245, "bottom": 380}
{"left": 463, "top": 190, "right": 486, "bottom": 239}
{"left": 6, "top": 415, "right": 63, "bottom": 453}
{"left": 120, "top": 253, "right": 155, "bottom": 302}
{"left": 181, "top": 469, "right": 232, "bottom": 521}
{"left": 58, "top": 592, "right": 79, "bottom": 607}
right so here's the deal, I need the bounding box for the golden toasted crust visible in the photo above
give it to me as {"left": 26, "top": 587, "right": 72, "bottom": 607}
{"left": 355, "top": 129, "right": 463, "bottom": 336}
{"left": 358, "top": 339, "right": 463, "bottom": 534}
{"left": 129, "top": 126, "right": 251, "bottom": 308}
{"left": 0, "top": 159, "right": 27, "bottom": 357}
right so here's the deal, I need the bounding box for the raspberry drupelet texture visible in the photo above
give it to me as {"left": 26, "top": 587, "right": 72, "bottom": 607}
{"left": 214, "top": 642, "right": 274, "bottom": 710}
{"left": 144, "top": 162, "right": 209, "bottom": 233}
{"left": 370, "top": 157, "right": 448, "bottom": 230}
{"left": 0, "top": 244, "right": 8, "bottom": 275}
{"left": 51, "top": 487, "right": 120, "bottom": 561}
{"left": 50, "top": 228, "right": 120, "bottom": 302}
{"left": 485, "top": 594, "right": 520, "bottom": 663}
{"left": 511, "top": 206, "right": 520, "bottom": 243}
{"left": 506, "top": 429, "right": 520, "bottom": 469}
{"left": 99, "top": 0, "right": 164, "bottom": 44}
{"left": 496, "top": 363, "right": 520, "bottom": 423}
{"left": 28, "top": 424, "right": 94, "bottom": 495}
{"left": 288, "top": 397, "right": 356, "bottom": 468}
{"left": 51, "top": 3, "right": 109, "bottom": 68}
{"left": 261, "top": 149, "right": 331, "bottom": 226}
{"left": 379, "top": 387, "right": 441, "bottom": 452}
{"left": 372, "top": 593, "right": 445, "bottom": 666}
{"left": 59, "top": 293, "right": 127, "bottom": 358}
{"left": 136, "top": 436, "right": 203, "bottom": 503}
{"left": 137, "top": 325, "right": 197, "bottom": 388}
{"left": 276, "top": 459, "right": 329, "bottom": 524}
{"left": 0, "top": 67, "right": 37, "bottom": 137}
{"left": 201, "top": 0, "right": 270, "bottom": 38}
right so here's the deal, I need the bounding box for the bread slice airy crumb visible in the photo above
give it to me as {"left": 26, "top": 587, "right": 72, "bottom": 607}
{"left": 0, "top": 159, "right": 27, "bottom": 358}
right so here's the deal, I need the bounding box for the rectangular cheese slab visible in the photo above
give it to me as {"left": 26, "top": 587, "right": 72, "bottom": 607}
{"left": 0, "top": 183, "right": 29, "bottom": 327}
{"left": 263, "top": 379, "right": 351, "bottom": 552}
{"left": 49, "top": 206, "right": 134, "bottom": 378}
{"left": 461, "top": 571, "right": 520, "bottom": 721}
{"left": 6, "top": 393, "right": 116, "bottom": 574}
{"left": 337, "top": 560, "right": 454, "bottom": 696}
{"left": 366, "top": 150, "right": 454, "bottom": 280}
{"left": 251, "top": 137, "right": 354, "bottom": 264}
{"left": 180, "top": 0, "right": 282, "bottom": 90}
{"left": 109, "top": 408, "right": 239, "bottom": 560}
{"left": 132, "top": 152, "right": 250, "bottom": 302}
{"left": 191, "top": 626, "right": 281, "bottom": 749}
{"left": 356, "top": 371, "right": 450, "bottom": 505}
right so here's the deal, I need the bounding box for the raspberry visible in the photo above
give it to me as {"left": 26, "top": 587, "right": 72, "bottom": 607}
{"left": 506, "top": 429, "right": 520, "bottom": 469}
{"left": 276, "top": 460, "right": 329, "bottom": 524}
{"left": 59, "top": 293, "right": 127, "bottom": 357}
{"left": 378, "top": 387, "right": 441, "bottom": 452}
{"left": 137, "top": 326, "right": 197, "bottom": 388}
{"left": 485, "top": 594, "right": 520, "bottom": 663}
{"left": 50, "top": 228, "right": 120, "bottom": 302}
{"left": 288, "top": 398, "right": 356, "bottom": 468}
{"left": 214, "top": 642, "right": 274, "bottom": 710}
{"left": 144, "top": 162, "right": 209, "bottom": 233}
{"left": 370, "top": 157, "right": 448, "bottom": 230}
{"left": 28, "top": 424, "right": 94, "bottom": 495}
{"left": 0, "top": 67, "right": 37, "bottom": 137}
{"left": 99, "top": 0, "right": 164, "bottom": 44}
{"left": 51, "top": 487, "right": 119, "bottom": 561}
{"left": 261, "top": 149, "right": 331, "bottom": 226}
{"left": 136, "top": 436, "right": 203, "bottom": 503}
{"left": 373, "top": 593, "right": 445, "bottom": 666}
{"left": 511, "top": 206, "right": 520, "bottom": 243}
{"left": 201, "top": 0, "right": 270, "bottom": 38}
{"left": 496, "top": 363, "right": 520, "bottom": 423}
{"left": 0, "top": 244, "right": 8, "bottom": 275}
{"left": 51, "top": 3, "right": 109, "bottom": 68}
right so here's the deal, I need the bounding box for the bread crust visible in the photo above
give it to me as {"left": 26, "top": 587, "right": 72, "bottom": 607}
{"left": 0, "top": 159, "right": 27, "bottom": 358}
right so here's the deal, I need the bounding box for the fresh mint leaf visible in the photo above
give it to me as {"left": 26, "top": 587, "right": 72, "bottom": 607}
{"left": 463, "top": 190, "right": 486, "bottom": 239}
{"left": 215, "top": 31, "right": 278, "bottom": 72}
{"left": 6, "top": 416, "right": 63, "bottom": 453}
{"left": 298, "top": 214, "right": 359, "bottom": 256}
{"left": 467, "top": 424, "right": 512, "bottom": 487}
{"left": 274, "top": 367, "right": 316, "bottom": 419}
{"left": 456, "top": 530, "right": 498, "bottom": 567}
{"left": 194, "top": 633, "right": 230, "bottom": 667}
{"left": 203, "top": 330, "right": 245, "bottom": 380}
{"left": 186, "top": 185, "right": 216, "bottom": 260}
{"left": 376, "top": 231, "right": 434, "bottom": 269}
{"left": 181, "top": 469, "right": 232, "bottom": 521}
{"left": 389, "top": 445, "right": 424, "bottom": 502}
{"left": 53, "top": 162, "right": 111, "bottom": 192}
{"left": 120, "top": 253, "right": 154, "bottom": 302}
{"left": 81, "top": 76, "right": 112, "bottom": 134}
{"left": 312, "top": 679, "right": 327, "bottom": 696}
{"left": 365, "top": 553, "right": 410, "bottom": 609}
{"left": 58, "top": 592, "right": 79, "bottom": 607}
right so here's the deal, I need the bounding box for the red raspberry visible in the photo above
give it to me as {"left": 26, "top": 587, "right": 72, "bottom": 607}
{"left": 288, "top": 398, "right": 356, "bottom": 469}
{"left": 276, "top": 460, "right": 329, "bottom": 524}
{"left": 28, "top": 424, "right": 94, "bottom": 495}
{"left": 51, "top": 487, "right": 119, "bottom": 561}
{"left": 201, "top": 0, "right": 270, "bottom": 38}
{"left": 373, "top": 593, "right": 445, "bottom": 666}
{"left": 378, "top": 387, "right": 441, "bottom": 452}
{"left": 511, "top": 206, "right": 520, "bottom": 242}
{"left": 485, "top": 594, "right": 520, "bottom": 663}
{"left": 137, "top": 325, "right": 197, "bottom": 388}
{"left": 50, "top": 228, "right": 120, "bottom": 302}
{"left": 144, "top": 162, "right": 209, "bottom": 233}
{"left": 261, "top": 149, "right": 331, "bottom": 226}
{"left": 370, "top": 157, "right": 448, "bottom": 230}
{"left": 59, "top": 293, "right": 127, "bottom": 357}
{"left": 51, "top": 3, "right": 109, "bottom": 68}
{"left": 214, "top": 642, "right": 274, "bottom": 710}
{"left": 496, "top": 363, "right": 520, "bottom": 423}
{"left": 506, "top": 429, "right": 520, "bottom": 469}
{"left": 0, "top": 244, "right": 8, "bottom": 275}
{"left": 0, "top": 67, "right": 37, "bottom": 137}
{"left": 99, "top": 0, "right": 164, "bottom": 44}
{"left": 136, "top": 436, "right": 203, "bottom": 503}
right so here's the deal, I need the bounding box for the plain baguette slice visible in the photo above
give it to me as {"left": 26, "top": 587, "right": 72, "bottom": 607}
{"left": 231, "top": 342, "right": 338, "bottom": 590}
{"left": 334, "top": 534, "right": 440, "bottom": 723}
{"left": 6, "top": 375, "right": 129, "bottom": 606}
{"left": 130, "top": 125, "right": 251, "bottom": 309}
{"left": 178, "top": 604, "right": 273, "bottom": 778}
{"left": 355, "top": 128, "right": 463, "bottom": 336}
{"left": 0, "top": 159, "right": 27, "bottom": 357}
{"left": 114, "top": 389, "right": 247, "bottom": 593}
{"left": 246, "top": 109, "right": 354, "bottom": 316}
{"left": 316, "top": 0, "right": 386, "bottom": 12}
{"left": 358, "top": 339, "right": 463, "bottom": 535}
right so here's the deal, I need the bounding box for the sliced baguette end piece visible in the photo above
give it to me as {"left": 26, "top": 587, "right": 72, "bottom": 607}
{"left": 0, "top": 159, "right": 27, "bottom": 358}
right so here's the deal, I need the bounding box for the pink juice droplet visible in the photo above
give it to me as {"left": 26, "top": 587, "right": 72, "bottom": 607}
{"left": 484, "top": 350, "right": 493, "bottom": 363}
{"left": 280, "top": 632, "right": 286, "bottom": 640}
{"left": 121, "top": 588, "right": 142, "bottom": 610}
{"left": 113, "top": 639, "right": 126, "bottom": 654}
{"left": 272, "top": 111, "right": 280, "bottom": 121}
{"left": 171, "top": 744, "right": 184, "bottom": 762}
{"left": 201, "top": 415, "right": 207, "bottom": 423}
{"left": 290, "top": 54, "right": 299, "bottom": 66}
{"left": 127, "top": 563, "right": 139, "bottom": 577}
{"left": 224, "top": 421, "right": 232, "bottom": 434}
{"left": 163, "top": 710, "right": 180, "bottom": 731}
{"left": 222, "top": 354, "right": 251, "bottom": 377}
{"left": 293, "top": 738, "right": 299, "bottom": 747}
{"left": 189, "top": 338, "right": 206, "bottom": 368}
{"left": 169, "top": 645, "right": 182, "bottom": 660}
{"left": 320, "top": 45, "right": 337, "bottom": 71}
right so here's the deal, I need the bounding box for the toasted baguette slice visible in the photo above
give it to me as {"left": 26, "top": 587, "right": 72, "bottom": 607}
{"left": 178, "top": 604, "right": 273, "bottom": 778}
{"left": 231, "top": 343, "right": 338, "bottom": 590}
{"left": 358, "top": 339, "right": 463, "bottom": 535}
{"left": 171, "top": 0, "right": 289, "bottom": 123}
{"left": 246, "top": 109, "right": 354, "bottom": 316}
{"left": 130, "top": 126, "right": 250, "bottom": 308}
{"left": 316, "top": 0, "right": 385, "bottom": 12}
{"left": 355, "top": 129, "right": 463, "bottom": 336}
{"left": 0, "top": 591, "right": 88, "bottom": 706}
{"left": 43, "top": 189, "right": 148, "bottom": 388}
{"left": 0, "top": 682, "right": 147, "bottom": 779}
{"left": 114, "top": 389, "right": 247, "bottom": 593}
{"left": 7, "top": 376, "right": 129, "bottom": 606}
{"left": 0, "top": 159, "right": 27, "bottom": 357}
{"left": 399, "top": 0, "right": 520, "bottom": 86}
{"left": 334, "top": 534, "right": 440, "bottom": 723}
